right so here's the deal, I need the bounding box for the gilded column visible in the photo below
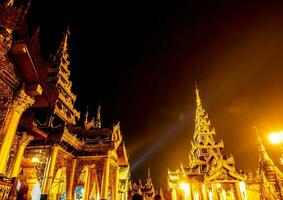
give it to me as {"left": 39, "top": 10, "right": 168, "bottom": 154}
{"left": 66, "top": 159, "right": 77, "bottom": 200}
{"left": 202, "top": 184, "right": 208, "bottom": 200}
{"left": 171, "top": 188, "right": 177, "bottom": 200}
{"left": 101, "top": 158, "right": 110, "bottom": 200}
{"left": 8, "top": 132, "right": 33, "bottom": 177}
{"left": 234, "top": 182, "right": 242, "bottom": 200}
{"left": 211, "top": 183, "right": 219, "bottom": 200}
{"left": 115, "top": 166, "right": 119, "bottom": 200}
{"left": 83, "top": 166, "right": 90, "bottom": 200}
{"left": 42, "top": 146, "right": 59, "bottom": 195}
{"left": 0, "top": 88, "right": 34, "bottom": 174}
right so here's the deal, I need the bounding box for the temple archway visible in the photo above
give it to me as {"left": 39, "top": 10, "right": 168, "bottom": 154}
{"left": 20, "top": 167, "right": 41, "bottom": 199}
{"left": 49, "top": 167, "right": 66, "bottom": 200}
{"left": 74, "top": 166, "right": 88, "bottom": 200}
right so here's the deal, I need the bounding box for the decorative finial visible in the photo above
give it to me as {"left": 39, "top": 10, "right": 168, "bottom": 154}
{"left": 84, "top": 106, "right": 96, "bottom": 130}
{"left": 148, "top": 168, "right": 151, "bottom": 178}
{"left": 96, "top": 105, "right": 101, "bottom": 128}
{"left": 255, "top": 127, "right": 266, "bottom": 154}
{"left": 195, "top": 81, "right": 201, "bottom": 106}
{"left": 84, "top": 106, "right": 89, "bottom": 124}
{"left": 61, "top": 25, "right": 70, "bottom": 52}
{"left": 5, "top": 0, "right": 14, "bottom": 7}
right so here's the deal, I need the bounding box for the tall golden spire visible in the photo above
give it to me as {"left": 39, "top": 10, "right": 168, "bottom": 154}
{"left": 195, "top": 81, "right": 201, "bottom": 107}
{"left": 190, "top": 83, "right": 225, "bottom": 174}
{"left": 53, "top": 26, "right": 70, "bottom": 64}
{"left": 194, "top": 83, "right": 215, "bottom": 139}
{"left": 255, "top": 128, "right": 283, "bottom": 198}
{"left": 96, "top": 105, "right": 101, "bottom": 128}
{"left": 60, "top": 25, "right": 70, "bottom": 53}
{"left": 256, "top": 129, "right": 282, "bottom": 177}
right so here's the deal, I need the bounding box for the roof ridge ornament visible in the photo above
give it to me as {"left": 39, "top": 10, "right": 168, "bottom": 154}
{"left": 95, "top": 105, "right": 101, "bottom": 128}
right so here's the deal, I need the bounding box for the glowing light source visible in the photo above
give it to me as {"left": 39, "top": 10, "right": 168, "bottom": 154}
{"left": 268, "top": 131, "right": 283, "bottom": 144}
{"left": 31, "top": 157, "right": 39, "bottom": 163}
{"left": 194, "top": 191, "right": 199, "bottom": 200}
{"left": 216, "top": 183, "right": 221, "bottom": 189}
{"left": 239, "top": 181, "right": 247, "bottom": 200}
{"left": 208, "top": 191, "right": 213, "bottom": 200}
{"left": 179, "top": 182, "right": 190, "bottom": 193}
{"left": 179, "top": 182, "right": 190, "bottom": 199}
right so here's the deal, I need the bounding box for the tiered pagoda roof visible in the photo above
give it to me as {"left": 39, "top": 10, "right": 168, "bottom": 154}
{"left": 168, "top": 84, "right": 247, "bottom": 184}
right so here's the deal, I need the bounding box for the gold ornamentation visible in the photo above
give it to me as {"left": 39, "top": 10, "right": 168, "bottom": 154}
{"left": 18, "top": 132, "right": 33, "bottom": 147}
{"left": 96, "top": 105, "right": 101, "bottom": 128}
{"left": 11, "top": 87, "right": 34, "bottom": 114}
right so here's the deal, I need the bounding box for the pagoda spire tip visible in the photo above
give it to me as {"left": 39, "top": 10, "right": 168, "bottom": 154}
{"left": 96, "top": 105, "right": 101, "bottom": 128}
{"left": 195, "top": 82, "right": 201, "bottom": 106}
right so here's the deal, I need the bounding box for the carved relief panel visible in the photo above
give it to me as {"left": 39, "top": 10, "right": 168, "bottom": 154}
{"left": 24, "top": 147, "right": 51, "bottom": 185}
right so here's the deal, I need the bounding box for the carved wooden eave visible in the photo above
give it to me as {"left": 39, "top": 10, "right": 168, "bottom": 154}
{"left": 56, "top": 76, "right": 76, "bottom": 101}
{"left": 61, "top": 126, "right": 81, "bottom": 150}
{"left": 47, "top": 126, "right": 116, "bottom": 156}
{"left": 191, "top": 141, "right": 224, "bottom": 153}
{"left": 204, "top": 157, "right": 247, "bottom": 182}
{"left": 10, "top": 42, "right": 39, "bottom": 84}
{"left": 20, "top": 120, "right": 47, "bottom": 140}
{"left": 81, "top": 142, "right": 114, "bottom": 153}
{"left": 53, "top": 99, "right": 78, "bottom": 125}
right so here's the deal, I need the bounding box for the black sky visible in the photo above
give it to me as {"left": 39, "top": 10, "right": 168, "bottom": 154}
{"left": 28, "top": 1, "right": 283, "bottom": 188}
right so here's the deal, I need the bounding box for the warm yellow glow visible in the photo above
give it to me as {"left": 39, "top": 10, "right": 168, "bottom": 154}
{"left": 208, "top": 191, "right": 213, "bottom": 200}
{"left": 31, "top": 157, "right": 39, "bottom": 163}
{"left": 179, "top": 182, "right": 190, "bottom": 193}
{"left": 179, "top": 182, "right": 190, "bottom": 199}
{"left": 221, "top": 189, "right": 227, "bottom": 200}
{"left": 194, "top": 191, "right": 199, "bottom": 200}
{"left": 216, "top": 183, "right": 221, "bottom": 189}
{"left": 239, "top": 181, "right": 247, "bottom": 200}
{"left": 268, "top": 131, "right": 283, "bottom": 144}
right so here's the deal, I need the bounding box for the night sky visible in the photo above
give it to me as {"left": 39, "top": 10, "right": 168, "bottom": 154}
{"left": 28, "top": 1, "right": 283, "bottom": 188}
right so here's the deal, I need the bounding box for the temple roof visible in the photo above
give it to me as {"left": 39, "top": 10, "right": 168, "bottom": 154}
{"left": 168, "top": 84, "right": 247, "bottom": 184}
{"left": 257, "top": 133, "right": 283, "bottom": 181}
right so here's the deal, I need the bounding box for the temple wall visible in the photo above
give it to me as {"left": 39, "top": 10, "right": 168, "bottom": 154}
{"left": 0, "top": 54, "right": 14, "bottom": 135}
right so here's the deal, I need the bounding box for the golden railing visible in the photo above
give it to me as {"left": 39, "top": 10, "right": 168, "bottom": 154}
{"left": 0, "top": 177, "right": 17, "bottom": 200}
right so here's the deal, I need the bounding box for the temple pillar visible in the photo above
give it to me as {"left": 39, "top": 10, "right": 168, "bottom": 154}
{"left": 202, "top": 184, "right": 208, "bottom": 200}
{"left": 83, "top": 166, "right": 91, "bottom": 200}
{"left": 211, "top": 183, "right": 219, "bottom": 200}
{"left": 101, "top": 158, "right": 110, "bottom": 200}
{"left": 115, "top": 166, "right": 119, "bottom": 200}
{"left": 0, "top": 88, "right": 34, "bottom": 174}
{"left": 66, "top": 159, "right": 77, "bottom": 200}
{"left": 8, "top": 132, "right": 34, "bottom": 177}
{"left": 171, "top": 188, "right": 177, "bottom": 200}
{"left": 42, "top": 146, "right": 59, "bottom": 196}
{"left": 234, "top": 181, "right": 242, "bottom": 200}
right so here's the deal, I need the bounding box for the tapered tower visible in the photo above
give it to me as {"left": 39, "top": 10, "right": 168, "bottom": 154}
{"left": 189, "top": 84, "right": 224, "bottom": 174}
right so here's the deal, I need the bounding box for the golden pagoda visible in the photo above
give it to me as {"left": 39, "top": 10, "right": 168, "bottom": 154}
{"left": 245, "top": 133, "right": 283, "bottom": 199}
{"left": 168, "top": 85, "right": 248, "bottom": 200}
{"left": 129, "top": 169, "right": 162, "bottom": 200}
{"left": 0, "top": 1, "right": 130, "bottom": 199}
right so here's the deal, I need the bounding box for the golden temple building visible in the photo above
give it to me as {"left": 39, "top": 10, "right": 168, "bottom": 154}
{"left": 167, "top": 85, "right": 283, "bottom": 200}
{"left": 128, "top": 169, "right": 164, "bottom": 200}
{"left": 0, "top": 1, "right": 130, "bottom": 199}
